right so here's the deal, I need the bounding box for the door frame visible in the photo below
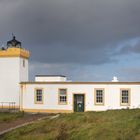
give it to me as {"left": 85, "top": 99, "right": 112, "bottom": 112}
{"left": 73, "top": 93, "right": 86, "bottom": 112}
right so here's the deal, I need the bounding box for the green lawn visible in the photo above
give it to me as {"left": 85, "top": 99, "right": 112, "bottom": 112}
{"left": 0, "top": 112, "right": 24, "bottom": 123}
{"left": 1, "top": 109, "right": 140, "bottom": 140}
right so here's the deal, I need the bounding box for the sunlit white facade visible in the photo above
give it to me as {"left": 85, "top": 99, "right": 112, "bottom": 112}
{"left": 1, "top": 37, "right": 140, "bottom": 113}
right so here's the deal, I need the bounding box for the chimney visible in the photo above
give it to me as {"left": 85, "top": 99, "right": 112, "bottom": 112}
{"left": 112, "top": 76, "right": 119, "bottom": 82}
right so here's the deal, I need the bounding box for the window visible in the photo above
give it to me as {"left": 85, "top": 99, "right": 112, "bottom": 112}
{"left": 95, "top": 89, "right": 104, "bottom": 105}
{"left": 121, "top": 89, "right": 130, "bottom": 106}
{"left": 35, "top": 89, "right": 43, "bottom": 104}
{"left": 59, "top": 89, "right": 67, "bottom": 104}
{"left": 23, "top": 59, "right": 25, "bottom": 67}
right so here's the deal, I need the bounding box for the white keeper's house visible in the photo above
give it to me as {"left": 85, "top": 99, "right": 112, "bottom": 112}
{"left": 1, "top": 36, "right": 140, "bottom": 113}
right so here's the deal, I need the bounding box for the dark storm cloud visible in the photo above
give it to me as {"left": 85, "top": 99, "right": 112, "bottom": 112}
{"left": 0, "top": 0, "right": 140, "bottom": 65}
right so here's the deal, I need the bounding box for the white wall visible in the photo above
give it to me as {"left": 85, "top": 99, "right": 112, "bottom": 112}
{"left": 20, "top": 58, "right": 29, "bottom": 82}
{"left": 0, "top": 57, "right": 28, "bottom": 107}
{"left": 21, "top": 83, "right": 140, "bottom": 112}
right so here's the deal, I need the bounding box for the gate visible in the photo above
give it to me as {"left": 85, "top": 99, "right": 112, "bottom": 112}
{"left": 0, "top": 102, "right": 16, "bottom": 112}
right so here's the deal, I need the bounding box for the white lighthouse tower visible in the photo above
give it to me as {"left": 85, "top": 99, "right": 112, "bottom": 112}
{"left": 0, "top": 36, "right": 30, "bottom": 108}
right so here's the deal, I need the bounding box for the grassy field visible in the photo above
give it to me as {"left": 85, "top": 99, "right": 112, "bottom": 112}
{"left": 1, "top": 109, "right": 140, "bottom": 140}
{"left": 0, "top": 112, "right": 24, "bottom": 123}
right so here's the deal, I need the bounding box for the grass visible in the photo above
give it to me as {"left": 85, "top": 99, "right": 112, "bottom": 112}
{"left": 1, "top": 109, "right": 140, "bottom": 140}
{"left": 0, "top": 112, "right": 24, "bottom": 123}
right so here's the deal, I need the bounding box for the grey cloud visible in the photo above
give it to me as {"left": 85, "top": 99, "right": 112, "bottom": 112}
{"left": 29, "top": 61, "right": 113, "bottom": 81}
{"left": 118, "top": 67, "right": 140, "bottom": 81}
{"left": 120, "top": 45, "right": 139, "bottom": 54}
{"left": 0, "top": 0, "right": 140, "bottom": 65}
{"left": 116, "top": 39, "right": 140, "bottom": 55}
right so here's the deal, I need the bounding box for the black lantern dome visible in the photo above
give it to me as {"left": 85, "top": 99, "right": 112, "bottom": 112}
{"left": 7, "top": 36, "right": 21, "bottom": 48}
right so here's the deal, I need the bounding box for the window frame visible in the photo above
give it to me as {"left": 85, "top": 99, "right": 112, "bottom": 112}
{"left": 34, "top": 88, "right": 44, "bottom": 104}
{"left": 94, "top": 88, "right": 105, "bottom": 105}
{"left": 120, "top": 88, "right": 131, "bottom": 106}
{"left": 58, "top": 88, "right": 68, "bottom": 105}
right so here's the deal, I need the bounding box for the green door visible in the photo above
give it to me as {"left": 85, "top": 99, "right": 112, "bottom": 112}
{"left": 74, "top": 94, "right": 85, "bottom": 112}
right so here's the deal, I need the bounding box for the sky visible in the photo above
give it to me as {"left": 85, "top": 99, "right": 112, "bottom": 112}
{"left": 0, "top": 0, "right": 140, "bottom": 81}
